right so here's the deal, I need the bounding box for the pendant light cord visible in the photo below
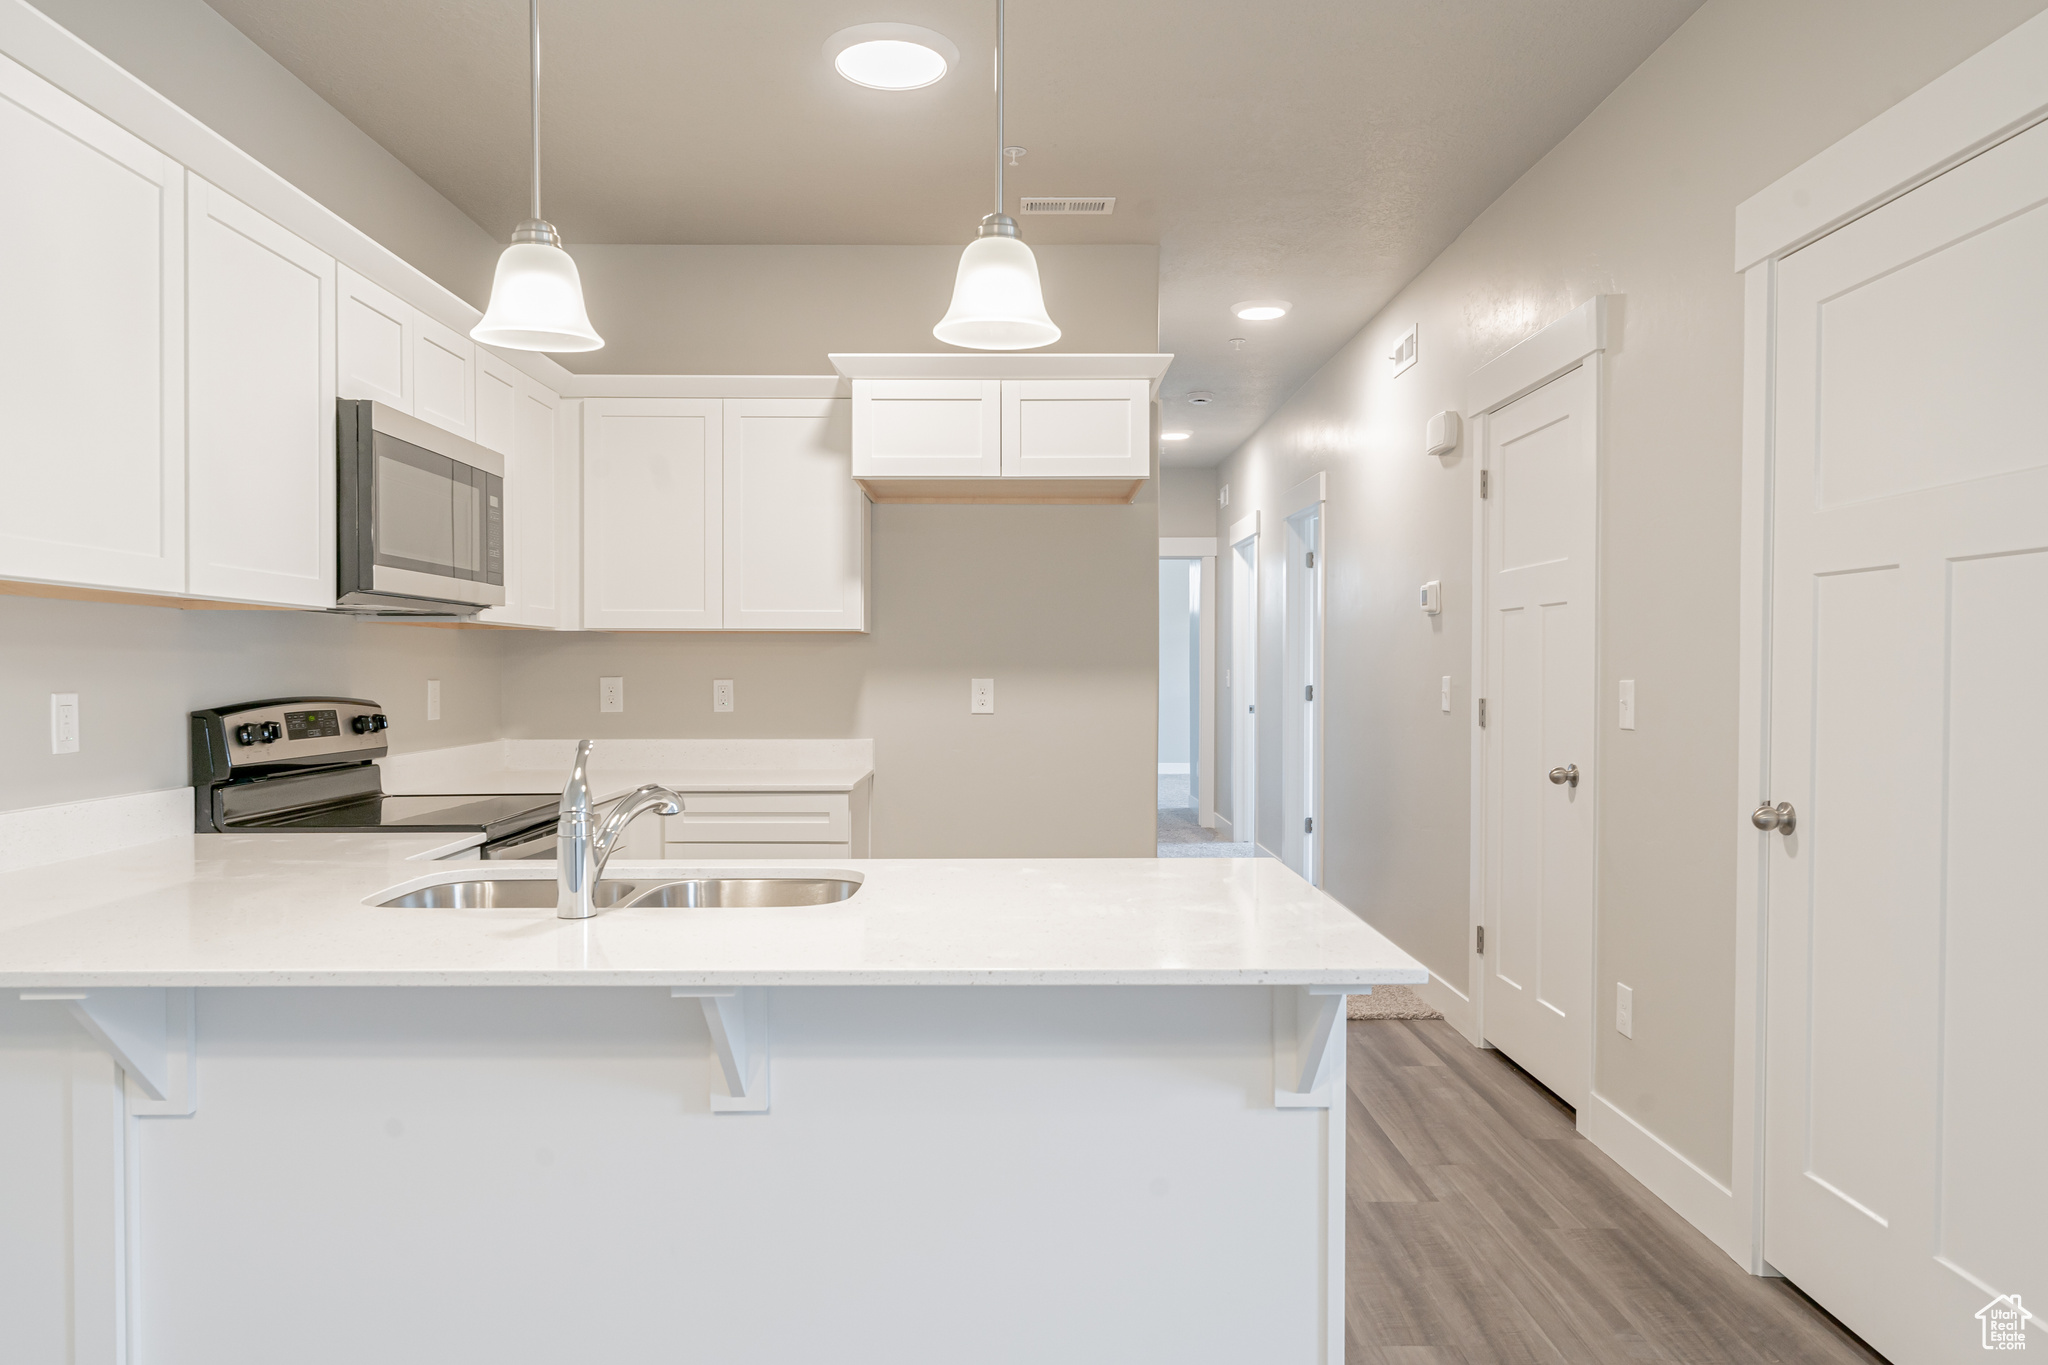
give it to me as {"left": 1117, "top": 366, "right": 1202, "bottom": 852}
{"left": 994, "top": 0, "right": 1004, "bottom": 218}
{"left": 529, "top": 0, "right": 542, "bottom": 221}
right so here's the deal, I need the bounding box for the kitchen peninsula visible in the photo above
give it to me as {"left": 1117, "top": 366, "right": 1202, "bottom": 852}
{"left": 0, "top": 831, "right": 1423, "bottom": 1363}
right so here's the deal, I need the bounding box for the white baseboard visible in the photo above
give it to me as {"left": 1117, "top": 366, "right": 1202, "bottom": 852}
{"left": 1411, "top": 970, "right": 1476, "bottom": 1043}
{"left": 1156, "top": 763, "right": 1190, "bottom": 775}
{"left": 0, "top": 787, "right": 192, "bottom": 874}
{"left": 1579, "top": 1091, "right": 1745, "bottom": 1266}
{"left": 1212, "top": 813, "right": 1233, "bottom": 840}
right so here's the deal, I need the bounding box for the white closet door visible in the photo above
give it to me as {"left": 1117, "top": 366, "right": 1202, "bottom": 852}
{"left": 723, "top": 398, "right": 867, "bottom": 631}
{"left": 1762, "top": 114, "right": 2048, "bottom": 1365}
{"left": 185, "top": 178, "right": 336, "bottom": 606}
{"left": 582, "top": 398, "right": 721, "bottom": 629}
{"left": 1481, "top": 361, "right": 1597, "bottom": 1109}
{"left": 336, "top": 264, "right": 410, "bottom": 410}
{"left": 0, "top": 54, "right": 185, "bottom": 592}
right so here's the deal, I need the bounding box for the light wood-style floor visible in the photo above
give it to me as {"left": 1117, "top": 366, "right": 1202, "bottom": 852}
{"left": 1345, "top": 1020, "right": 1888, "bottom": 1365}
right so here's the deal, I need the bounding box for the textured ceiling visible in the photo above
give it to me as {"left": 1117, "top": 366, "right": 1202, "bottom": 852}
{"left": 204, "top": 0, "right": 1701, "bottom": 466}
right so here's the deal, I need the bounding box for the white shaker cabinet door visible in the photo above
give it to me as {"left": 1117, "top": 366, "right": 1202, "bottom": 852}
{"left": 185, "top": 178, "right": 336, "bottom": 607}
{"left": 724, "top": 399, "right": 867, "bottom": 631}
{"left": 0, "top": 54, "right": 185, "bottom": 593}
{"left": 411, "top": 311, "right": 475, "bottom": 439}
{"left": 1000, "top": 379, "right": 1152, "bottom": 478}
{"left": 336, "top": 264, "right": 410, "bottom": 410}
{"left": 850, "top": 379, "right": 1001, "bottom": 478}
{"left": 582, "top": 398, "right": 722, "bottom": 629}
{"left": 478, "top": 354, "right": 561, "bottom": 628}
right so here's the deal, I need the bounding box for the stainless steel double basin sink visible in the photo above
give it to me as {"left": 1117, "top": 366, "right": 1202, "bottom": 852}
{"left": 380, "top": 876, "right": 861, "bottom": 911}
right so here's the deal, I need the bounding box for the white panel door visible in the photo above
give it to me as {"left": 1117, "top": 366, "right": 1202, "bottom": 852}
{"left": 723, "top": 398, "right": 867, "bottom": 631}
{"left": 411, "top": 312, "right": 475, "bottom": 439}
{"left": 1481, "top": 362, "right": 1596, "bottom": 1109}
{"left": 1281, "top": 504, "right": 1322, "bottom": 883}
{"left": 1000, "top": 379, "right": 1151, "bottom": 478}
{"left": 1762, "top": 114, "right": 2048, "bottom": 1365}
{"left": 582, "top": 398, "right": 721, "bottom": 629}
{"left": 185, "top": 178, "right": 336, "bottom": 606}
{"left": 336, "top": 264, "right": 410, "bottom": 410}
{"left": 850, "top": 379, "right": 1001, "bottom": 478}
{"left": 0, "top": 54, "right": 185, "bottom": 592}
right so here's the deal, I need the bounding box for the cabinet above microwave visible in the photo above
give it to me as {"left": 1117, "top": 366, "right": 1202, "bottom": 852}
{"left": 830, "top": 354, "right": 1173, "bottom": 505}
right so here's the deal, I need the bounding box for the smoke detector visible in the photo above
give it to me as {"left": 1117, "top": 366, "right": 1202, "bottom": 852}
{"left": 1018, "top": 197, "right": 1115, "bottom": 215}
{"left": 1184, "top": 391, "right": 1215, "bottom": 405}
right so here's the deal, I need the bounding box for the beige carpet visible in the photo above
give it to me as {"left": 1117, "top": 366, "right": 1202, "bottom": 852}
{"left": 1347, "top": 984, "right": 1442, "bottom": 1020}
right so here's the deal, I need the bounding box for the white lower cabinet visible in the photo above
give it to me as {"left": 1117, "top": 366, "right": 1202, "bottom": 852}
{"left": 0, "top": 54, "right": 186, "bottom": 593}
{"left": 664, "top": 789, "right": 867, "bottom": 859}
{"left": 582, "top": 398, "right": 724, "bottom": 629}
{"left": 185, "top": 177, "right": 336, "bottom": 606}
{"left": 478, "top": 353, "right": 563, "bottom": 628}
{"left": 724, "top": 399, "right": 867, "bottom": 631}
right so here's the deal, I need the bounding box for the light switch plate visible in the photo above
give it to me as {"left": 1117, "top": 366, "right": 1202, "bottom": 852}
{"left": 1619, "top": 679, "right": 1636, "bottom": 730}
{"left": 426, "top": 680, "right": 442, "bottom": 722}
{"left": 1441, "top": 677, "right": 1452, "bottom": 713}
{"left": 712, "top": 680, "right": 734, "bottom": 713}
{"left": 1420, "top": 581, "right": 1441, "bottom": 615}
{"left": 600, "top": 676, "right": 625, "bottom": 713}
{"left": 970, "top": 678, "right": 995, "bottom": 714}
{"left": 1616, "top": 983, "right": 1634, "bottom": 1038}
{"left": 50, "top": 693, "right": 79, "bottom": 754}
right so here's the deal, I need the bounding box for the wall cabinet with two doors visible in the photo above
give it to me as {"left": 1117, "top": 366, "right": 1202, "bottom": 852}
{"left": 582, "top": 397, "right": 869, "bottom": 631}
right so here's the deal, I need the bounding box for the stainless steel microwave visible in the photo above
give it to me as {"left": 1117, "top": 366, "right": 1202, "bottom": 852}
{"left": 337, "top": 399, "right": 505, "bottom": 616}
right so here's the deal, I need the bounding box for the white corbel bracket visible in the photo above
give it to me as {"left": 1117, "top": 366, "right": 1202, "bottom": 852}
{"left": 1274, "top": 985, "right": 1349, "bottom": 1109}
{"left": 22, "top": 987, "right": 197, "bottom": 1115}
{"left": 672, "top": 987, "right": 769, "bottom": 1114}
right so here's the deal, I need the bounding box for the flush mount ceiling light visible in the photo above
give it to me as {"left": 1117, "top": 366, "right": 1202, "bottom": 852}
{"left": 933, "top": 0, "right": 1060, "bottom": 351}
{"left": 1232, "top": 300, "right": 1291, "bottom": 321}
{"left": 471, "top": 0, "right": 602, "bottom": 352}
{"left": 825, "top": 23, "right": 959, "bottom": 90}
{"left": 1160, "top": 431, "right": 1192, "bottom": 441}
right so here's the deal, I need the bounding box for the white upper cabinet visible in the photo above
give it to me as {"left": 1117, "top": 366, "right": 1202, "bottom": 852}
{"left": 582, "top": 398, "right": 722, "bottom": 629}
{"left": 185, "top": 177, "right": 336, "bottom": 607}
{"left": 0, "top": 54, "right": 186, "bottom": 593}
{"left": 336, "top": 264, "right": 410, "bottom": 411}
{"left": 478, "top": 352, "right": 562, "bottom": 628}
{"left": 850, "top": 379, "right": 1001, "bottom": 479}
{"left": 724, "top": 399, "right": 867, "bottom": 631}
{"left": 1001, "top": 379, "right": 1151, "bottom": 478}
{"left": 411, "top": 311, "right": 475, "bottom": 439}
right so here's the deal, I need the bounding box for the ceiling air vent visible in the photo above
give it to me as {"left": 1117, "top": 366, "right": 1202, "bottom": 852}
{"left": 1019, "top": 197, "right": 1115, "bottom": 215}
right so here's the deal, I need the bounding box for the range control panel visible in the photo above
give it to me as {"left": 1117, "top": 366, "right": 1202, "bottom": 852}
{"left": 190, "top": 697, "right": 388, "bottom": 784}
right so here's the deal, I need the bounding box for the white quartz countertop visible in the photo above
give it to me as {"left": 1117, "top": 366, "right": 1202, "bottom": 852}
{"left": 0, "top": 833, "right": 1428, "bottom": 990}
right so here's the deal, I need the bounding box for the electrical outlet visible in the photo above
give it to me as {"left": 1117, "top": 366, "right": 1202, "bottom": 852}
{"left": 1441, "top": 676, "right": 1452, "bottom": 713}
{"left": 50, "top": 693, "right": 79, "bottom": 754}
{"left": 600, "top": 676, "right": 625, "bottom": 713}
{"left": 970, "top": 678, "right": 995, "bottom": 714}
{"left": 1619, "top": 679, "right": 1636, "bottom": 730}
{"left": 1616, "top": 983, "right": 1634, "bottom": 1038}
{"left": 712, "top": 679, "right": 734, "bottom": 713}
{"left": 426, "top": 680, "right": 442, "bottom": 722}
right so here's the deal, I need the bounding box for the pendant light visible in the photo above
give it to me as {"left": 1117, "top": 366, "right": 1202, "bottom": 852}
{"left": 471, "top": 0, "right": 603, "bottom": 353}
{"left": 932, "top": 0, "right": 1060, "bottom": 350}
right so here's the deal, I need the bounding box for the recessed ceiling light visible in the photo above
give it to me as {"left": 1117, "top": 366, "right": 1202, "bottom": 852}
{"left": 824, "top": 24, "right": 959, "bottom": 91}
{"left": 1161, "top": 431, "right": 1192, "bottom": 441}
{"left": 1232, "top": 300, "right": 1291, "bottom": 321}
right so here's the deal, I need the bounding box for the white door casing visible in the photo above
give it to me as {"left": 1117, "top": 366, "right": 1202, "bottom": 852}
{"left": 1229, "top": 514, "right": 1260, "bottom": 850}
{"left": 1281, "top": 476, "right": 1326, "bottom": 885}
{"left": 1479, "top": 361, "right": 1598, "bottom": 1110}
{"left": 1755, "top": 112, "right": 2048, "bottom": 1365}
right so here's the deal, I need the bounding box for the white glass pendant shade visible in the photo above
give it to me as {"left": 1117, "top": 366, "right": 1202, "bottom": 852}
{"left": 932, "top": 234, "right": 1060, "bottom": 350}
{"left": 471, "top": 238, "right": 603, "bottom": 352}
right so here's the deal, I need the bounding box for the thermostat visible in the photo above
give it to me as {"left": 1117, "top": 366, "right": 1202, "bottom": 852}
{"left": 1420, "top": 581, "right": 1442, "bottom": 615}
{"left": 1425, "top": 410, "right": 1461, "bottom": 458}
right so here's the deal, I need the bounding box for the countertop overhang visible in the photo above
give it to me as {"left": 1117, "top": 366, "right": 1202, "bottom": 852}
{"left": 0, "top": 833, "right": 1428, "bottom": 990}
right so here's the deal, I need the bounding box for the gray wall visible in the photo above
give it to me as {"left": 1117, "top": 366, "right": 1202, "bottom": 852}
{"left": 1210, "top": 0, "right": 2047, "bottom": 1187}
{"left": 23, "top": 0, "right": 502, "bottom": 307}
{"left": 559, "top": 244, "right": 1160, "bottom": 375}
{"left": 1156, "top": 468, "right": 1219, "bottom": 539}
{"left": 0, "top": 596, "right": 505, "bottom": 810}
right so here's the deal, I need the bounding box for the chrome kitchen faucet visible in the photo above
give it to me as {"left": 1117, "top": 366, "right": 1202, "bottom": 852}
{"left": 557, "top": 739, "right": 685, "bottom": 919}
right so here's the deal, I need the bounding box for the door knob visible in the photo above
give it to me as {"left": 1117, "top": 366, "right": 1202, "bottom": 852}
{"left": 1751, "top": 801, "right": 1796, "bottom": 834}
{"left": 1548, "top": 764, "right": 1579, "bottom": 788}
